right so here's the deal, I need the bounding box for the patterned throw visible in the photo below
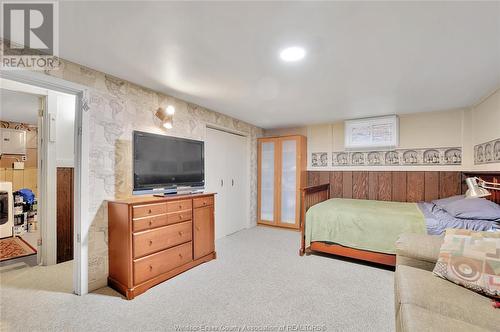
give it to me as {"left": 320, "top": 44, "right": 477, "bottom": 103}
{"left": 433, "top": 229, "right": 500, "bottom": 299}
{"left": 0, "top": 237, "right": 36, "bottom": 261}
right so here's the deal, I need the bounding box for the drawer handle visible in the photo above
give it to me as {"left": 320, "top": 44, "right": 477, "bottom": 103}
{"left": 149, "top": 220, "right": 153, "bottom": 226}
{"left": 195, "top": 226, "right": 200, "bottom": 231}
{"left": 148, "top": 209, "right": 152, "bottom": 214}
{"left": 178, "top": 205, "right": 182, "bottom": 209}
{"left": 178, "top": 253, "right": 183, "bottom": 259}
{"left": 178, "top": 214, "right": 183, "bottom": 219}
{"left": 203, "top": 202, "right": 206, "bottom": 205}
{"left": 178, "top": 231, "right": 183, "bottom": 236}
{"left": 149, "top": 265, "right": 153, "bottom": 271}
{"left": 149, "top": 240, "right": 153, "bottom": 246}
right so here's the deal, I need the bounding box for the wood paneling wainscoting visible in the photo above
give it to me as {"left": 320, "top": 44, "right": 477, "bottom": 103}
{"left": 307, "top": 171, "right": 464, "bottom": 202}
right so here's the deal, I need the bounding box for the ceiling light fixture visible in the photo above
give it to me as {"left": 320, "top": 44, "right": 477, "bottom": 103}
{"left": 279, "top": 46, "right": 306, "bottom": 62}
{"left": 155, "top": 105, "right": 175, "bottom": 129}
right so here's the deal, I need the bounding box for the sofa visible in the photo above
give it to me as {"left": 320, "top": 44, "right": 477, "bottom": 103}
{"left": 394, "top": 233, "right": 500, "bottom": 332}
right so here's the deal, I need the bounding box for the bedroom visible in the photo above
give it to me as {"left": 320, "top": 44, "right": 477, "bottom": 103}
{"left": 0, "top": 1, "right": 499, "bottom": 331}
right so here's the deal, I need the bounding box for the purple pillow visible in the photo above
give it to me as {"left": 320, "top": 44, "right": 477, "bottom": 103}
{"left": 432, "top": 195, "right": 465, "bottom": 209}
{"left": 443, "top": 197, "right": 500, "bottom": 220}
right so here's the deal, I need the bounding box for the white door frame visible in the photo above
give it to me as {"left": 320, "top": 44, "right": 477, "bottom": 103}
{"left": 1, "top": 70, "right": 90, "bottom": 296}
{"left": 40, "top": 91, "right": 58, "bottom": 266}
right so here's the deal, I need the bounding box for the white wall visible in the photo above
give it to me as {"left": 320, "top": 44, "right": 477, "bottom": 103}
{"left": 312, "top": 109, "right": 465, "bottom": 151}
{"left": 263, "top": 126, "right": 307, "bottom": 137}
{"left": 471, "top": 89, "right": 500, "bottom": 145}
{"left": 1, "top": 89, "right": 76, "bottom": 168}
{"left": 303, "top": 109, "right": 467, "bottom": 171}
{"left": 55, "top": 93, "right": 76, "bottom": 167}
{"left": 0, "top": 89, "right": 40, "bottom": 124}
{"left": 265, "top": 107, "right": 480, "bottom": 171}
{"left": 266, "top": 85, "right": 500, "bottom": 172}
{"left": 469, "top": 88, "right": 500, "bottom": 171}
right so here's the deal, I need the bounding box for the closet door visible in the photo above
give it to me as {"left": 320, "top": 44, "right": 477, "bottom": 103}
{"left": 206, "top": 128, "right": 248, "bottom": 239}
{"left": 277, "top": 138, "right": 299, "bottom": 228}
{"left": 226, "top": 133, "right": 247, "bottom": 235}
{"left": 258, "top": 138, "right": 277, "bottom": 224}
{"left": 205, "top": 128, "right": 228, "bottom": 240}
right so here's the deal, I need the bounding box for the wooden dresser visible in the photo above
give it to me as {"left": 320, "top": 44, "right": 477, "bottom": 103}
{"left": 107, "top": 193, "right": 216, "bottom": 299}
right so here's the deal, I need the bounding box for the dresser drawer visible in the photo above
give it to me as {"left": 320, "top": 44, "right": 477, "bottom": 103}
{"left": 167, "top": 210, "right": 191, "bottom": 225}
{"left": 133, "top": 214, "right": 168, "bottom": 232}
{"left": 133, "top": 203, "right": 167, "bottom": 219}
{"left": 166, "top": 199, "right": 192, "bottom": 213}
{"left": 193, "top": 196, "right": 214, "bottom": 208}
{"left": 133, "top": 242, "right": 192, "bottom": 285}
{"left": 133, "top": 221, "right": 192, "bottom": 258}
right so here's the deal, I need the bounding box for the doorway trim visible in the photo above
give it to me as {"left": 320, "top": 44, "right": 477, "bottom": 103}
{"left": 1, "top": 70, "right": 90, "bottom": 296}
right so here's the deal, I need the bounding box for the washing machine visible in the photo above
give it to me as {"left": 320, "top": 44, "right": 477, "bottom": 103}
{"left": 0, "top": 182, "right": 13, "bottom": 238}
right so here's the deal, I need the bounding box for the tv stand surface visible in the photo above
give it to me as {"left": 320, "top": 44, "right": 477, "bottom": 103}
{"left": 111, "top": 192, "right": 215, "bottom": 205}
{"left": 154, "top": 191, "right": 204, "bottom": 198}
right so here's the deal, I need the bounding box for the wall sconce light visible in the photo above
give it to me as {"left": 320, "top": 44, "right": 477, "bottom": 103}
{"left": 155, "top": 105, "right": 175, "bottom": 129}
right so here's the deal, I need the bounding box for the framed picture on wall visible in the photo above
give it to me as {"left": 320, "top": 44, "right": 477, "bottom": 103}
{"left": 344, "top": 115, "right": 399, "bottom": 149}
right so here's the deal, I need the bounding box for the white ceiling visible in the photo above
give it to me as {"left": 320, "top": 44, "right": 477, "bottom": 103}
{"left": 59, "top": 2, "right": 500, "bottom": 128}
{"left": 0, "top": 89, "right": 40, "bottom": 125}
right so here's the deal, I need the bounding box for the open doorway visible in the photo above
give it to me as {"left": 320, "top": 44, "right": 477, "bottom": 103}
{"left": 0, "top": 79, "right": 76, "bottom": 292}
{"left": 0, "top": 88, "right": 41, "bottom": 266}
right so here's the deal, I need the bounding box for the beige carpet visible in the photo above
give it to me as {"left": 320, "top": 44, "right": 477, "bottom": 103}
{"left": 0, "top": 227, "right": 394, "bottom": 331}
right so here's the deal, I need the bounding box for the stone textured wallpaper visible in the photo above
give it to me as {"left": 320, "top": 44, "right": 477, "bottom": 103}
{"left": 43, "top": 60, "right": 263, "bottom": 290}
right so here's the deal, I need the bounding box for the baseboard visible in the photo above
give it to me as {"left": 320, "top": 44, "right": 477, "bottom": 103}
{"left": 88, "top": 277, "right": 108, "bottom": 292}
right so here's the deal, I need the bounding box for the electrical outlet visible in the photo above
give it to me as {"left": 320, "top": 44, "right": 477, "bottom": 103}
{"left": 21, "top": 156, "right": 27, "bottom": 161}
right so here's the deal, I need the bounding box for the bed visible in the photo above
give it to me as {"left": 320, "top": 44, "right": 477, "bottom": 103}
{"left": 299, "top": 172, "right": 500, "bottom": 266}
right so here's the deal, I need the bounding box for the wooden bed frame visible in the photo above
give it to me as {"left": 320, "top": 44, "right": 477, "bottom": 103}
{"left": 299, "top": 171, "right": 500, "bottom": 267}
{"left": 299, "top": 183, "right": 398, "bottom": 266}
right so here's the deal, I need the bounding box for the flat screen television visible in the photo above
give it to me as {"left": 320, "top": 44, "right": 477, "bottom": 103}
{"left": 133, "top": 131, "right": 204, "bottom": 193}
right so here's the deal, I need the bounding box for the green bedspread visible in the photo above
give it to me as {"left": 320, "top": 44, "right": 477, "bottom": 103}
{"left": 305, "top": 198, "right": 426, "bottom": 254}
